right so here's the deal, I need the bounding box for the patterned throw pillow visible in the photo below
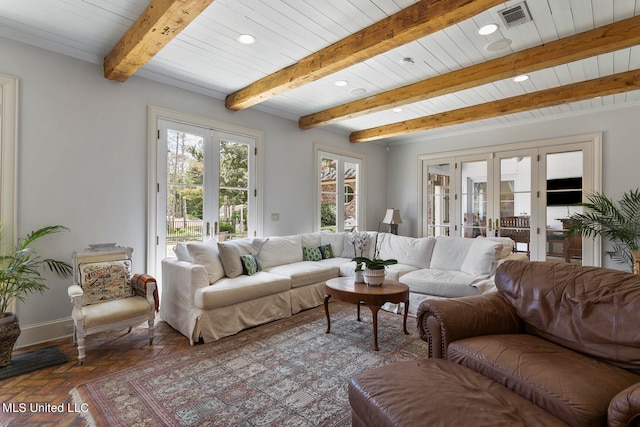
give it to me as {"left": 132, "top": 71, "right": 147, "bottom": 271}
{"left": 303, "top": 246, "right": 323, "bottom": 261}
{"left": 319, "top": 244, "right": 334, "bottom": 259}
{"left": 240, "top": 254, "right": 262, "bottom": 276}
{"left": 78, "top": 260, "right": 133, "bottom": 305}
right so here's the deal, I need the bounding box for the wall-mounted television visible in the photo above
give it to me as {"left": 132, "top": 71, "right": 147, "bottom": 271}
{"left": 547, "top": 177, "right": 582, "bottom": 206}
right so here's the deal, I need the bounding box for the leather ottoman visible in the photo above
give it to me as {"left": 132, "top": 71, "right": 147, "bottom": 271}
{"left": 348, "top": 358, "right": 568, "bottom": 426}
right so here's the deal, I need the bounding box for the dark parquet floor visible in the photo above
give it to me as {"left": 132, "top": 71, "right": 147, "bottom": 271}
{"left": 0, "top": 315, "right": 192, "bottom": 426}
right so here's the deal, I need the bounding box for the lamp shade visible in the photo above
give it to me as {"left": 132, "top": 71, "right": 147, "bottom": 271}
{"left": 382, "top": 208, "right": 402, "bottom": 224}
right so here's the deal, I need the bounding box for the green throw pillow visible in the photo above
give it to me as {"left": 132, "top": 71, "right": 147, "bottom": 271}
{"left": 240, "top": 254, "right": 261, "bottom": 276}
{"left": 319, "top": 244, "right": 334, "bottom": 259}
{"left": 303, "top": 246, "right": 323, "bottom": 261}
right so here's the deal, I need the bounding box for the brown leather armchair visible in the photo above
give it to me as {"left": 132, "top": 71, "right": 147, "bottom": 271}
{"left": 417, "top": 261, "right": 640, "bottom": 427}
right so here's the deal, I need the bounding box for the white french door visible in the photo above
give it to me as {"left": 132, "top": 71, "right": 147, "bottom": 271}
{"left": 317, "top": 150, "right": 363, "bottom": 232}
{"left": 420, "top": 134, "right": 601, "bottom": 265}
{"left": 491, "top": 150, "right": 536, "bottom": 255}
{"left": 155, "top": 119, "right": 256, "bottom": 277}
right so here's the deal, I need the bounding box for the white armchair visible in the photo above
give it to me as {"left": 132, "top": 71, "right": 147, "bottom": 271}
{"left": 68, "top": 244, "right": 158, "bottom": 364}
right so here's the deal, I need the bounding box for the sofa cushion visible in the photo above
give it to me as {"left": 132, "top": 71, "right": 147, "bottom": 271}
{"left": 257, "top": 235, "right": 303, "bottom": 269}
{"left": 318, "top": 244, "right": 333, "bottom": 259}
{"left": 429, "top": 236, "right": 474, "bottom": 271}
{"left": 349, "top": 358, "right": 568, "bottom": 427}
{"left": 483, "top": 236, "right": 515, "bottom": 258}
{"left": 377, "top": 233, "right": 435, "bottom": 269}
{"left": 496, "top": 261, "right": 640, "bottom": 373}
{"left": 264, "top": 261, "right": 338, "bottom": 288}
{"left": 302, "top": 246, "right": 323, "bottom": 261}
{"left": 240, "top": 254, "right": 261, "bottom": 276}
{"left": 460, "top": 237, "right": 501, "bottom": 276}
{"left": 217, "top": 238, "right": 266, "bottom": 278}
{"left": 320, "top": 232, "right": 346, "bottom": 258}
{"left": 194, "top": 272, "right": 291, "bottom": 309}
{"left": 300, "top": 232, "right": 322, "bottom": 248}
{"left": 448, "top": 333, "right": 640, "bottom": 427}
{"left": 384, "top": 264, "right": 420, "bottom": 281}
{"left": 186, "top": 241, "right": 225, "bottom": 283}
{"left": 173, "top": 242, "right": 192, "bottom": 262}
{"left": 400, "top": 269, "right": 481, "bottom": 298}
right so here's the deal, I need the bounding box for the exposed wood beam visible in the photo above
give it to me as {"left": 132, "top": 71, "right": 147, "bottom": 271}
{"left": 225, "top": 0, "right": 504, "bottom": 111}
{"left": 301, "top": 15, "right": 640, "bottom": 130}
{"left": 350, "top": 69, "right": 640, "bottom": 143}
{"left": 104, "top": 0, "right": 215, "bottom": 82}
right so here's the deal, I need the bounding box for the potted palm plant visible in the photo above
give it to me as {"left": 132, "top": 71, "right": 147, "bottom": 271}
{"left": 352, "top": 232, "right": 397, "bottom": 286}
{"left": 0, "top": 224, "right": 72, "bottom": 367}
{"left": 566, "top": 189, "right": 640, "bottom": 272}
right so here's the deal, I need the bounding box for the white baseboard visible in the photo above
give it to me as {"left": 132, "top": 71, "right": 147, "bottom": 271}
{"left": 15, "top": 317, "right": 74, "bottom": 349}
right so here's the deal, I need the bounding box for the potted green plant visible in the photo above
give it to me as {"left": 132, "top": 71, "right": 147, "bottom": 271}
{"left": 566, "top": 189, "right": 640, "bottom": 272}
{"left": 0, "top": 224, "right": 72, "bottom": 367}
{"left": 352, "top": 232, "right": 397, "bottom": 286}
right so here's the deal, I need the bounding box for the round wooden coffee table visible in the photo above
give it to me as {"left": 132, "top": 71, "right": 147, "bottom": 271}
{"left": 324, "top": 277, "right": 409, "bottom": 351}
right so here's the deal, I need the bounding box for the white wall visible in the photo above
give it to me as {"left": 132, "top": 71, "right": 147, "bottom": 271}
{"left": 0, "top": 36, "right": 387, "bottom": 345}
{"left": 386, "top": 103, "right": 640, "bottom": 269}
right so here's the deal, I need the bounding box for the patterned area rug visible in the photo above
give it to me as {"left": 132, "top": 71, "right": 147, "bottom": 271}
{"left": 71, "top": 302, "right": 428, "bottom": 426}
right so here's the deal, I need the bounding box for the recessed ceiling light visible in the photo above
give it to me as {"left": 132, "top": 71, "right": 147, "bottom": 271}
{"left": 237, "top": 34, "right": 256, "bottom": 45}
{"left": 392, "top": 107, "right": 404, "bottom": 113}
{"left": 513, "top": 74, "right": 530, "bottom": 82}
{"left": 485, "top": 38, "right": 512, "bottom": 52}
{"left": 334, "top": 80, "right": 348, "bottom": 87}
{"left": 478, "top": 23, "right": 499, "bottom": 35}
{"left": 350, "top": 88, "right": 367, "bottom": 96}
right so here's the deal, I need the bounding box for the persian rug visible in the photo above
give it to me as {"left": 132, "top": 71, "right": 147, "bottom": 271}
{"left": 0, "top": 346, "right": 67, "bottom": 380}
{"left": 71, "top": 302, "right": 428, "bottom": 426}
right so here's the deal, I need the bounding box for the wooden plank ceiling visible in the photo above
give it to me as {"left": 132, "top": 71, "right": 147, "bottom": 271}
{"left": 2, "top": 0, "right": 639, "bottom": 143}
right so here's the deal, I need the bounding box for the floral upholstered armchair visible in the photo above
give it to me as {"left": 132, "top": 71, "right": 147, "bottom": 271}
{"left": 67, "top": 244, "right": 158, "bottom": 364}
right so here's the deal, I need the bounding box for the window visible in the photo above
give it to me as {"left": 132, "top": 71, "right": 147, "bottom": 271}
{"left": 316, "top": 147, "right": 364, "bottom": 232}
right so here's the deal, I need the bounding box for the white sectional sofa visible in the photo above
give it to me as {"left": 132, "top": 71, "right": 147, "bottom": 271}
{"left": 161, "top": 231, "right": 517, "bottom": 344}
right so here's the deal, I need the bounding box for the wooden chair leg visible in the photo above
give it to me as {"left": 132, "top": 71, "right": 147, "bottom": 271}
{"left": 76, "top": 330, "right": 86, "bottom": 365}
{"left": 148, "top": 317, "right": 154, "bottom": 345}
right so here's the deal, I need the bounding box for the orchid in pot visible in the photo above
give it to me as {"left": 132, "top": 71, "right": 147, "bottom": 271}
{"left": 352, "top": 232, "right": 397, "bottom": 286}
{"left": 0, "top": 224, "right": 72, "bottom": 366}
{"left": 348, "top": 230, "right": 369, "bottom": 282}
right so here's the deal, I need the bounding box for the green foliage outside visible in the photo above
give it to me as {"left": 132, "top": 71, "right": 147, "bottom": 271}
{"left": 167, "top": 133, "right": 249, "bottom": 239}
{"left": 321, "top": 203, "right": 336, "bottom": 230}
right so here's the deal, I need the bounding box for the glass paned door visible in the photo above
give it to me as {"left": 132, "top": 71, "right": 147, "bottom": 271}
{"left": 218, "top": 137, "right": 252, "bottom": 241}
{"left": 157, "top": 120, "right": 256, "bottom": 275}
{"left": 320, "top": 156, "right": 338, "bottom": 231}
{"left": 343, "top": 160, "right": 360, "bottom": 231}
{"left": 496, "top": 153, "right": 533, "bottom": 257}
{"left": 424, "top": 162, "right": 452, "bottom": 237}
{"left": 460, "top": 159, "right": 489, "bottom": 238}
{"left": 159, "top": 121, "right": 217, "bottom": 263}
{"left": 318, "top": 151, "right": 362, "bottom": 232}
{"left": 544, "top": 150, "right": 584, "bottom": 264}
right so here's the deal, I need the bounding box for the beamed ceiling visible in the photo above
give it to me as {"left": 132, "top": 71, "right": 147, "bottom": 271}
{"left": 1, "top": 0, "right": 639, "bottom": 144}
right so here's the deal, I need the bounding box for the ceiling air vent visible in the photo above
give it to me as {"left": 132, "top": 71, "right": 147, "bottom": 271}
{"left": 499, "top": 2, "right": 533, "bottom": 28}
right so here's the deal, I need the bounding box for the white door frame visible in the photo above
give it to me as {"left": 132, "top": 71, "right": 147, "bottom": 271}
{"left": 147, "top": 106, "right": 264, "bottom": 279}
{"left": 417, "top": 133, "right": 602, "bottom": 265}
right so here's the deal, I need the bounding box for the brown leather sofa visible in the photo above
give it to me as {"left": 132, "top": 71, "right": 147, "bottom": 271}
{"left": 348, "top": 261, "right": 640, "bottom": 426}
{"left": 417, "top": 261, "right": 640, "bottom": 427}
